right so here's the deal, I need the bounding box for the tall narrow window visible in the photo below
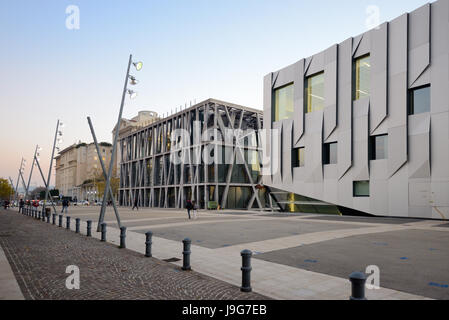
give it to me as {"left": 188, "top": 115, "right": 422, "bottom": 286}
{"left": 353, "top": 181, "right": 370, "bottom": 197}
{"left": 409, "top": 85, "right": 430, "bottom": 115}
{"left": 323, "top": 142, "right": 337, "bottom": 165}
{"left": 292, "top": 147, "right": 305, "bottom": 168}
{"left": 305, "top": 72, "right": 325, "bottom": 113}
{"left": 369, "top": 134, "right": 388, "bottom": 160}
{"left": 353, "top": 55, "right": 371, "bottom": 100}
{"left": 273, "top": 83, "right": 294, "bottom": 122}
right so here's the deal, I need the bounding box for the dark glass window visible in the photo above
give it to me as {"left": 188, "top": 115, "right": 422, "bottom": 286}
{"left": 323, "top": 143, "right": 337, "bottom": 165}
{"left": 409, "top": 85, "right": 430, "bottom": 115}
{"left": 353, "top": 181, "right": 370, "bottom": 197}
{"left": 292, "top": 148, "right": 305, "bottom": 168}
{"left": 370, "top": 134, "right": 388, "bottom": 160}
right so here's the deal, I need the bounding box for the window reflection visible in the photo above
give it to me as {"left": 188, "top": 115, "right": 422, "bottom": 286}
{"left": 305, "top": 72, "right": 325, "bottom": 113}
{"left": 354, "top": 55, "right": 370, "bottom": 100}
{"left": 273, "top": 83, "right": 294, "bottom": 121}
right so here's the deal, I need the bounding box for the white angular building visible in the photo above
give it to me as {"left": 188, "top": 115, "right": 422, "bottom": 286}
{"left": 263, "top": 0, "right": 449, "bottom": 219}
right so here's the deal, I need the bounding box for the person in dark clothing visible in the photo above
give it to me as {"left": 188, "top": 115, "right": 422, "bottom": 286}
{"left": 186, "top": 200, "right": 193, "bottom": 219}
{"left": 19, "top": 199, "right": 25, "bottom": 213}
{"left": 61, "top": 199, "right": 69, "bottom": 214}
{"left": 132, "top": 197, "right": 139, "bottom": 211}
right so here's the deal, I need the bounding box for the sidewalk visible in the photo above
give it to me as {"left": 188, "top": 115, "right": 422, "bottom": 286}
{"left": 0, "top": 210, "right": 267, "bottom": 300}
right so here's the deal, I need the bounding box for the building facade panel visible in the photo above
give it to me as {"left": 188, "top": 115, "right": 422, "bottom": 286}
{"left": 264, "top": 0, "right": 449, "bottom": 219}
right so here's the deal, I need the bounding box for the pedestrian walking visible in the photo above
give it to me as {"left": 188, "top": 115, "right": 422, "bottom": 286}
{"left": 19, "top": 199, "right": 24, "bottom": 214}
{"left": 61, "top": 199, "right": 69, "bottom": 214}
{"left": 186, "top": 200, "right": 193, "bottom": 220}
{"left": 192, "top": 200, "right": 198, "bottom": 220}
{"left": 132, "top": 197, "right": 139, "bottom": 211}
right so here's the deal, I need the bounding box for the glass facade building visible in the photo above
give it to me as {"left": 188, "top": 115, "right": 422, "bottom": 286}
{"left": 118, "top": 99, "right": 267, "bottom": 210}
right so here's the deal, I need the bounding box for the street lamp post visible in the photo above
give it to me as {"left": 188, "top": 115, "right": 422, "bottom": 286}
{"left": 14, "top": 158, "right": 25, "bottom": 205}
{"left": 43, "top": 120, "right": 62, "bottom": 215}
{"left": 34, "top": 155, "right": 57, "bottom": 213}
{"left": 96, "top": 54, "right": 142, "bottom": 231}
{"left": 25, "top": 145, "right": 40, "bottom": 202}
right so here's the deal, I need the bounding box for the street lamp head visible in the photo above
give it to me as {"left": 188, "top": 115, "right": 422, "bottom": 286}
{"left": 133, "top": 61, "right": 143, "bottom": 71}
{"left": 129, "top": 75, "right": 139, "bottom": 86}
{"left": 127, "top": 89, "right": 138, "bottom": 100}
{"left": 59, "top": 122, "right": 65, "bottom": 128}
{"left": 58, "top": 131, "right": 63, "bottom": 136}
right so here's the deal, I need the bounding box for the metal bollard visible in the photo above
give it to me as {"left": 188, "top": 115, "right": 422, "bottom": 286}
{"left": 46, "top": 213, "right": 50, "bottom": 223}
{"left": 66, "top": 216, "right": 71, "bottom": 230}
{"left": 38, "top": 210, "right": 41, "bottom": 220}
{"left": 58, "top": 214, "right": 63, "bottom": 227}
{"left": 100, "top": 223, "right": 107, "bottom": 242}
{"left": 145, "top": 231, "right": 153, "bottom": 257}
{"left": 42, "top": 211, "right": 46, "bottom": 222}
{"left": 349, "top": 272, "right": 367, "bottom": 300}
{"left": 86, "top": 220, "right": 92, "bottom": 237}
{"left": 182, "top": 238, "right": 192, "bottom": 271}
{"left": 240, "top": 250, "right": 253, "bottom": 293}
{"left": 119, "top": 227, "right": 127, "bottom": 249}
{"left": 52, "top": 214, "right": 56, "bottom": 225}
{"left": 75, "top": 218, "right": 80, "bottom": 233}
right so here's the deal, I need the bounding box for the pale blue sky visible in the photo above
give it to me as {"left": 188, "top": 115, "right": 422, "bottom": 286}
{"left": 0, "top": 0, "right": 430, "bottom": 187}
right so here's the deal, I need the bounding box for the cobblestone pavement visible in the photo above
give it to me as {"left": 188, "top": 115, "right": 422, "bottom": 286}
{"left": 0, "top": 210, "right": 268, "bottom": 300}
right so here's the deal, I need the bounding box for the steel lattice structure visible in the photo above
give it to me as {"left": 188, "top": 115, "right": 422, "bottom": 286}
{"left": 119, "top": 99, "right": 268, "bottom": 210}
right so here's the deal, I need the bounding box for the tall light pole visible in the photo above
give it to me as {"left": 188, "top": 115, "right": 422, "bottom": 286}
{"left": 25, "top": 145, "right": 40, "bottom": 202}
{"left": 96, "top": 54, "right": 142, "bottom": 231}
{"left": 14, "top": 158, "right": 25, "bottom": 205}
{"left": 43, "top": 120, "right": 62, "bottom": 215}
{"left": 8, "top": 177, "right": 14, "bottom": 203}
{"left": 34, "top": 156, "right": 57, "bottom": 213}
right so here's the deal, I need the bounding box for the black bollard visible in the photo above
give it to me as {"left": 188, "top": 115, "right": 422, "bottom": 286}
{"left": 145, "top": 231, "right": 153, "bottom": 257}
{"left": 38, "top": 210, "right": 41, "bottom": 220}
{"left": 349, "top": 272, "right": 367, "bottom": 300}
{"left": 100, "top": 223, "right": 107, "bottom": 242}
{"left": 75, "top": 218, "right": 80, "bottom": 234}
{"left": 52, "top": 214, "right": 56, "bottom": 225}
{"left": 46, "top": 213, "right": 50, "bottom": 223}
{"left": 119, "top": 227, "right": 127, "bottom": 249}
{"left": 66, "top": 216, "right": 71, "bottom": 230}
{"left": 182, "top": 238, "right": 192, "bottom": 271}
{"left": 86, "top": 220, "right": 92, "bottom": 237}
{"left": 42, "top": 211, "right": 46, "bottom": 222}
{"left": 58, "top": 214, "right": 63, "bottom": 227}
{"left": 240, "top": 250, "right": 253, "bottom": 293}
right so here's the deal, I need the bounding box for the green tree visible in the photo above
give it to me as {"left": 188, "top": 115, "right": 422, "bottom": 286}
{"left": 0, "top": 178, "right": 14, "bottom": 200}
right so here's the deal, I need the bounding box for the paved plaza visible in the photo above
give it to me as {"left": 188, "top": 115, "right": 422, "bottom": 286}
{"left": 1, "top": 206, "right": 448, "bottom": 300}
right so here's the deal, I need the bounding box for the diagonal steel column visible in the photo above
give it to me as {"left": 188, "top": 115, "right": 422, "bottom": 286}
{"left": 97, "top": 54, "right": 132, "bottom": 231}
{"left": 87, "top": 116, "right": 121, "bottom": 228}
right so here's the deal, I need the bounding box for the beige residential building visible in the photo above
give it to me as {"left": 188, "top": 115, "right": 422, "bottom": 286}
{"left": 112, "top": 110, "right": 159, "bottom": 175}
{"left": 55, "top": 142, "right": 113, "bottom": 201}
